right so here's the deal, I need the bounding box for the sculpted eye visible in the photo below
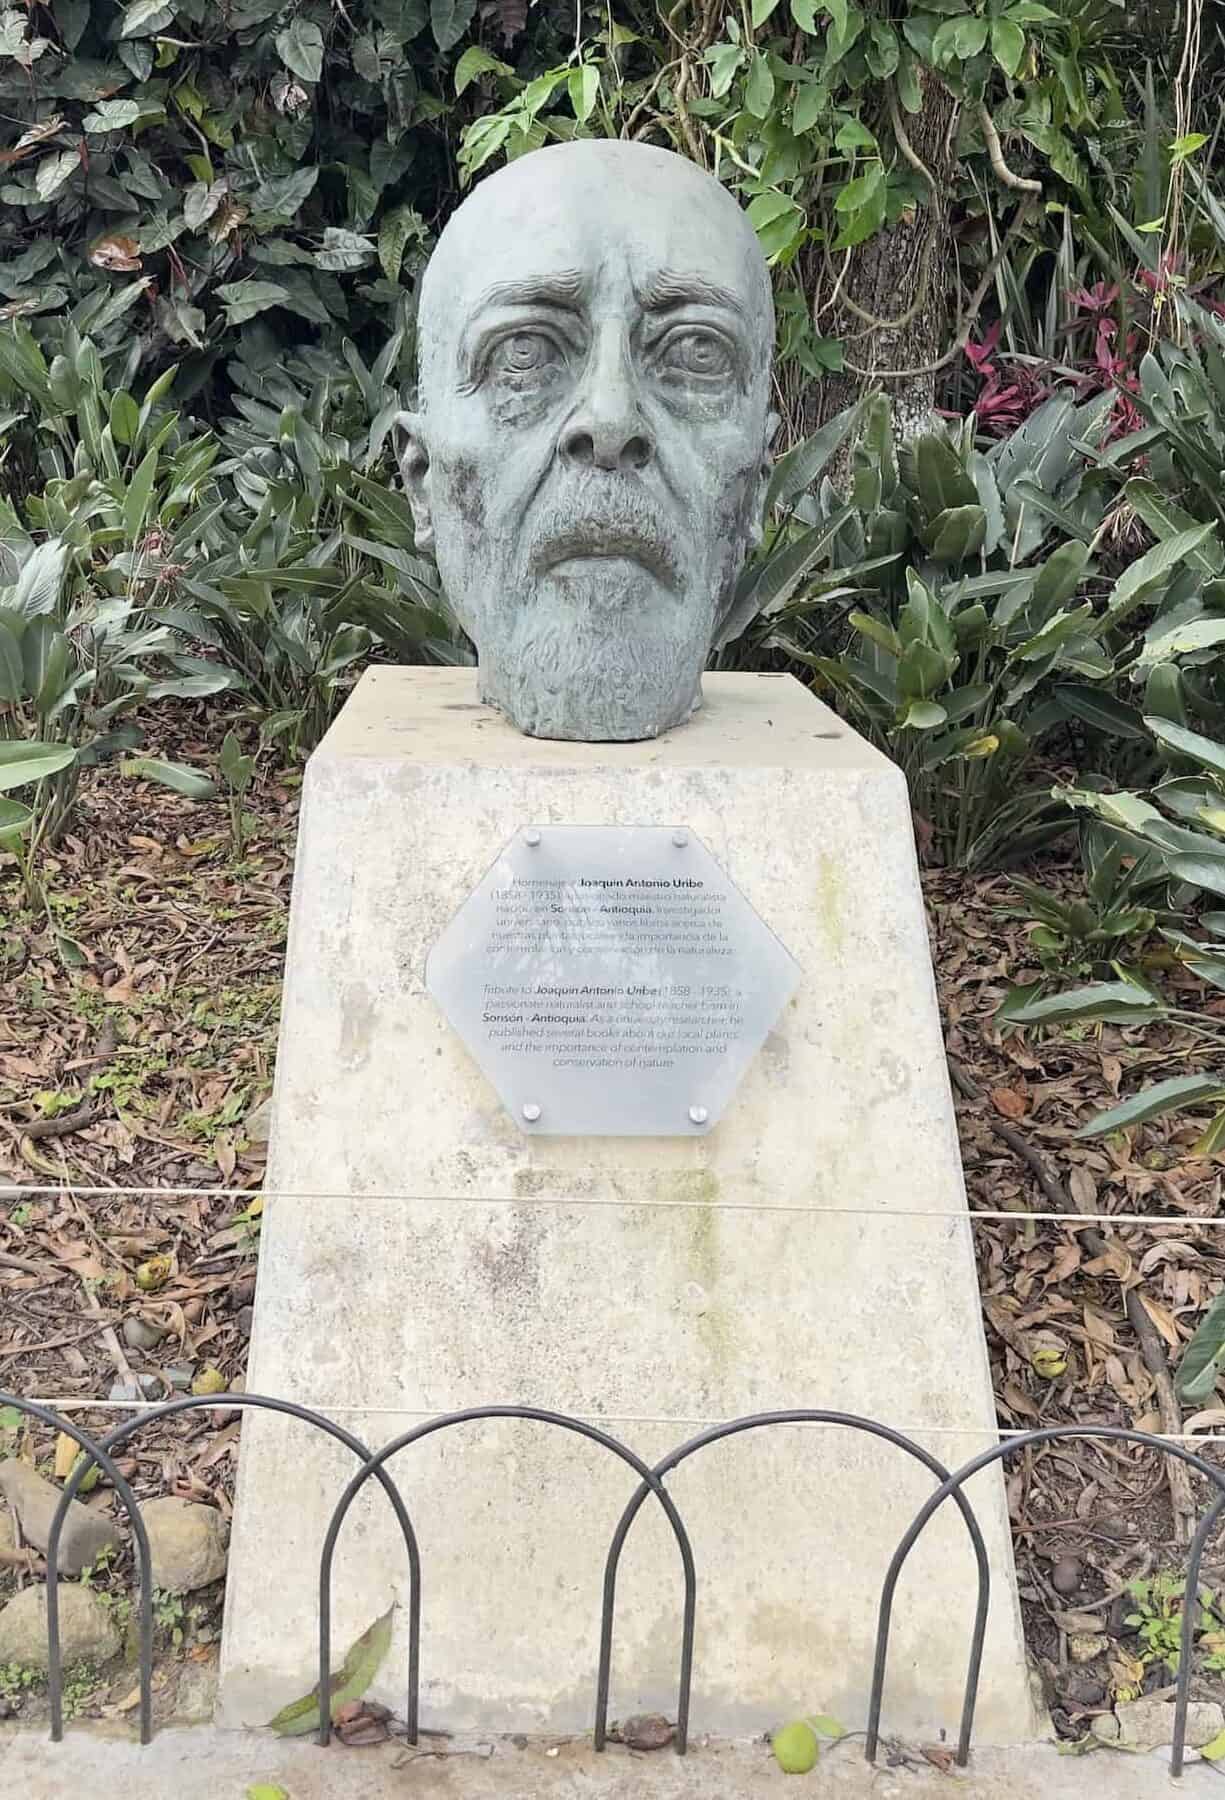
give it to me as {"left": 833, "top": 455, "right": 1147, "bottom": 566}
{"left": 488, "top": 331, "right": 564, "bottom": 379}
{"left": 659, "top": 329, "right": 734, "bottom": 378}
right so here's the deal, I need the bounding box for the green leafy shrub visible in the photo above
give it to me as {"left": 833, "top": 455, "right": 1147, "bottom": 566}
{"left": 769, "top": 390, "right": 1220, "bottom": 864}
{"left": 0, "top": 0, "right": 1185, "bottom": 414}
{"left": 1005, "top": 820, "right": 1167, "bottom": 976}
{"left": 0, "top": 329, "right": 227, "bottom": 888}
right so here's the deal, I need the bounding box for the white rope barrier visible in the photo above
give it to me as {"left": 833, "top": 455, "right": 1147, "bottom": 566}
{"left": 1, "top": 1181, "right": 1223, "bottom": 1231}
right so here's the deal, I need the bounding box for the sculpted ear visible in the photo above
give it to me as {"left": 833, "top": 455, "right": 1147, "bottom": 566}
{"left": 394, "top": 410, "right": 434, "bottom": 553}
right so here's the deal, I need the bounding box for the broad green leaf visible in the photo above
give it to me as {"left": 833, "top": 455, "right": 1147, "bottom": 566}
{"left": 849, "top": 611, "right": 902, "bottom": 658}
{"left": 706, "top": 40, "right": 744, "bottom": 97}
{"left": 144, "top": 671, "right": 235, "bottom": 699}
{"left": 1079, "top": 1073, "right": 1225, "bottom": 1142}
{"left": 1125, "top": 478, "right": 1224, "bottom": 574}
{"left": 109, "top": 390, "right": 139, "bottom": 446}
{"left": 1013, "top": 605, "right": 1093, "bottom": 661}
{"left": 1139, "top": 617, "right": 1225, "bottom": 668}
{"left": 923, "top": 505, "right": 986, "bottom": 564}
{"left": 1167, "top": 855, "right": 1225, "bottom": 898}
{"left": 518, "top": 67, "right": 569, "bottom": 118}
{"left": 953, "top": 15, "right": 988, "bottom": 55}
{"left": 252, "top": 166, "right": 318, "bottom": 222}
{"left": 8, "top": 539, "right": 69, "bottom": 617}
{"left": 431, "top": 0, "right": 476, "bottom": 51}
{"left": 378, "top": 205, "right": 422, "bottom": 283}
{"left": 766, "top": 400, "right": 862, "bottom": 510}
{"left": 999, "top": 980, "right": 1164, "bottom": 1027}
{"left": 899, "top": 700, "right": 947, "bottom": 729}
{"left": 1059, "top": 785, "right": 1166, "bottom": 836}
{"left": 454, "top": 45, "right": 510, "bottom": 94}
{"left": 120, "top": 0, "right": 168, "bottom": 35}
{"left": 1053, "top": 686, "right": 1147, "bottom": 740}
{"left": 268, "top": 1606, "right": 394, "bottom": 1737}
{"left": 275, "top": 17, "right": 324, "bottom": 82}
{"left": 1176, "top": 1292, "right": 1225, "bottom": 1403}
{"left": 834, "top": 161, "right": 883, "bottom": 214}
{"left": 718, "top": 508, "right": 852, "bottom": 646}
{"left": 157, "top": 295, "right": 205, "bottom": 348}
{"left": 1146, "top": 717, "right": 1225, "bottom": 778}
{"left": 991, "top": 17, "right": 1024, "bottom": 74}
{"left": 752, "top": 0, "right": 782, "bottom": 21}
{"left": 791, "top": 0, "right": 818, "bottom": 27}
{"left": 744, "top": 50, "right": 775, "bottom": 118}
{"left": 1106, "top": 524, "right": 1217, "bottom": 622}
{"left": 83, "top": 98, "right": 142, "bottom": 131}
{"left": 217, "top": 279, "right": 290, "bottom": 326}
{"left": 316, "top": 228, "right": 376, "bottom": 271}
{"left": 747, "top": 189, "right": 799, "bottom": 231}
{"left": 568, "top": 64, "right": 599, "bottom": 123}
{"left": 0, "top": 623, "right": 22, "bottom": 703}
{"left": 35, "top": 150, "right": 78, "bottom": 202}
{"left": 120, "top": 757, "right": 216, "bottom": 799}
{"left": 1187, "top": 959, "right": 1225, "bottom": 1000}
{"left": 865, "top": 18, "right": 898, "bottom": 76}
{"left": 0, "top": 797, "right": 33, "bottom": 845}
{"left": 0, "top": 742, "right": 77, "bottom": 792}
{"left": 755, "top": 202, "right": 806, "bottom": 262}
{"left": 219, "top": 730, "right": 254, "bottom": 790}
{"left": 1031, "top": 541, "right": 1089, "bottom": 612}
{"left": 123, "top": 446, "right": 158, "bottom": 545}
{"left": 834, "top": 117, "right": 877, "bottom": 152}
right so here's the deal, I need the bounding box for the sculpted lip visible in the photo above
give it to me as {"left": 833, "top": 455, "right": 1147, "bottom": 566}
{"left": 531, "top": 525, "right": 678, "bottom": 587}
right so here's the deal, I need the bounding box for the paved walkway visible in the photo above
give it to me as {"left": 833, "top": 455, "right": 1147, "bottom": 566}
{"left": 0, "top": 1726, "right": 1211, "bottom": 1799}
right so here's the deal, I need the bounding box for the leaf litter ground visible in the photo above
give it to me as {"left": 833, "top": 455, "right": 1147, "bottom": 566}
{"left": 1, "top": 702, "right": 1224, "bottom": 1743}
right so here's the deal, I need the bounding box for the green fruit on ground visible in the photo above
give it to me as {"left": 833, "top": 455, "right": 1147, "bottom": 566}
{"left": 772, "top": 1719, "right": 819, "bottom": 1773}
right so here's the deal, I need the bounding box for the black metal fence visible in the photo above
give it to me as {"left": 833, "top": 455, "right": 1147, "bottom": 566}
{"left": 3, "top": 1389, "right": 1223, "bottom": 1778}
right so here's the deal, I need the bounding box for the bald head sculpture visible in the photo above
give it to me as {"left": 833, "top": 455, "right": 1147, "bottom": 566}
{"left": 397, "top": 140, "right": 776, "bottom": 741}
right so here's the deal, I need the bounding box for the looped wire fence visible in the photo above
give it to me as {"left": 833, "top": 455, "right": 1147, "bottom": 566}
{"left": 4, "top": 1389, "right": 1225, "bottom": 1773}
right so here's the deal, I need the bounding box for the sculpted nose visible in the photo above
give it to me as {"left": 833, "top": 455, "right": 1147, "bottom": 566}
{"left": 560, "top": 338, "right": 654, "bottom": 473}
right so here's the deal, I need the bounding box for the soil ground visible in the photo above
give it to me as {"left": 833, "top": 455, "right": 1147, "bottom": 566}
{"left": 4, "top": 699, "right": 1225, "bottom": 1747}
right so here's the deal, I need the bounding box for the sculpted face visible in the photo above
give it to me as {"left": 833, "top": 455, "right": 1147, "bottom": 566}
{"left": 399, "top": 141, "right": 775, "bottom": 741}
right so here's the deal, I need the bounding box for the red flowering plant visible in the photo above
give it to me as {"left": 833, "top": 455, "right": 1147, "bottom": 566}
{"left": 959, "top": 321, "right": 1051, "bottom": 436}
{"left": 960, "top": 257, "right": 1202, "bottom": 444}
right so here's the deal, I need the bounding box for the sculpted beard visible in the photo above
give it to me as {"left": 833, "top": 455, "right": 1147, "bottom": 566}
{"left": 479, "top": 560, "right": 715, "bottom": 741}
{"left": 465, "top": 476, "right": 710, "bottom": 739}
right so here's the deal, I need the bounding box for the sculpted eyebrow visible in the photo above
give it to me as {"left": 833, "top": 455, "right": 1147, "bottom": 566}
{"left": 468, "top": 272, "right": 586, "bottom": 314}
{"left": 639, "top": 268, "right": 748, "bottom": 319}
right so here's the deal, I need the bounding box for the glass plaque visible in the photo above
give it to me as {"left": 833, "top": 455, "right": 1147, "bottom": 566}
{"left": 426, "top": 826, "right": 800, "bottom": 1137}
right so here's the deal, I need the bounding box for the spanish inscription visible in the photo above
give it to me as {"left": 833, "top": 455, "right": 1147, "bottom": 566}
{"left": 426, "top": 826, "right": 800, "bottom": 1137}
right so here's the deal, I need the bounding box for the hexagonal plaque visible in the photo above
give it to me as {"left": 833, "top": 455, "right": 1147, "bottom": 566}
{"left": 426, "top": 826, "right": 800, "bottom": 1137}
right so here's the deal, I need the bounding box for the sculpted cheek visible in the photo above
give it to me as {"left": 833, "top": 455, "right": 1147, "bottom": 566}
{"left": 487, "top": 389, "right": 563, "bottom": 431}
{"left": 656, "top": 389, "right": 738, "bottom": 427}
{"left": 439, "top": 454, "right": 486, "bottom": 532}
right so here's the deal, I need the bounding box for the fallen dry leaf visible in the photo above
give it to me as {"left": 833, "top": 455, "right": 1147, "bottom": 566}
{"left": 88, "top": 233, "right": 141, "bottom": 272}
{"left": 990, "top": 1086, "right": 1028, "bottom": 1121}
{"left": 921, "top": 1743, "right": 956, "bottom": 1773}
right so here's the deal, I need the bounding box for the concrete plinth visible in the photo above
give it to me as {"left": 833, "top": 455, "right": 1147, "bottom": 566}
{"left": 218, "top": 668, "right": 1032, "bottom": 1745}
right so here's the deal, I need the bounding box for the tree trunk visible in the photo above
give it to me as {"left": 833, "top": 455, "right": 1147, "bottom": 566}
{"left": 801, "top": 71, "right": 956, "bottom": 449}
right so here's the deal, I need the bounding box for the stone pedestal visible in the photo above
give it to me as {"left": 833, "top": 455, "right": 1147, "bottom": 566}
{"left": 218, "top": 668, "right": 1033, "bottom": 1743}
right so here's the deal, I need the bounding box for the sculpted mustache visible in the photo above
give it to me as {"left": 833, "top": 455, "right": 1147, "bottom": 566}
{"left": 526, "top": 499, "right": 680, "bottom": 587}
